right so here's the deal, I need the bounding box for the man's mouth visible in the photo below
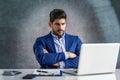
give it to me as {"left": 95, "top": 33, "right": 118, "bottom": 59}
{"left": 57, "top": 30, "right": 63, "bottom": 32}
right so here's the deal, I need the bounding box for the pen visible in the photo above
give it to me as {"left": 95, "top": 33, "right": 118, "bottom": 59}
{"left": 37, "top": 70, "right": 54, "bottom": 76}
{"left": 37, "top": 70, "right": 48, "bottom": 73}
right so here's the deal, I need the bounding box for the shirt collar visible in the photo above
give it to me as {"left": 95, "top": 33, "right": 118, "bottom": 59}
{"left": 51, "top": 32, "right": 65, "bottom": 39}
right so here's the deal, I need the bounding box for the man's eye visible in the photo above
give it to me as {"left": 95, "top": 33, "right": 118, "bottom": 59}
{"left": 62, "top": 23, "right": 65, "bottom": 25}
{"left": 55, "top": 23, "right": 60, "bottom": 25}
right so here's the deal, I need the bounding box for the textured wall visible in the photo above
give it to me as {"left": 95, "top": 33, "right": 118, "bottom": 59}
{"left": 111, "top": 0, "right": 120, "bottom": 24}
{"left": 0, "top": 0, "right": 119, "bottom": 68}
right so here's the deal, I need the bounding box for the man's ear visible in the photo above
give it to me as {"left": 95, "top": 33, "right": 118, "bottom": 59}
{"left": 49, "top": 22, "right": 52, "bottom": 28}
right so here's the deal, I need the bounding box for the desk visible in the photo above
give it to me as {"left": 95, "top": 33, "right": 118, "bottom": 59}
{"left": 0, "top": 69, "right": 120, "bottom": 80}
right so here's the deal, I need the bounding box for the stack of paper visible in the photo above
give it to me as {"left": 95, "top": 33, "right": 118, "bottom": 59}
{"left": 32, "top": 69, "right": 62, "bottom": 76}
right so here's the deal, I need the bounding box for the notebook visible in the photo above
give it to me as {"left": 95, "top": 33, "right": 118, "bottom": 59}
{"left": 62, "top": 43, "right": 119, "bottom": 75}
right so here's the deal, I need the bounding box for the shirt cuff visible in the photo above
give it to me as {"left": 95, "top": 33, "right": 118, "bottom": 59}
{"left": 59, "top": 61, "right": 65, "bottom": 68}
{"left": 64, "top": 52, "right": 69, "bottom": 59}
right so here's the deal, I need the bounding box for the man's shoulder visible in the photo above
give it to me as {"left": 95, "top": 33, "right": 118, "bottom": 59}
{"left": 65, "top": 33, "right": 79, "bottom": 39}
{"left": 36, "top": 33, "right": 51, "bottom": 41}
{"left": 66, "top": 33, "right": 82, "bottom": 44}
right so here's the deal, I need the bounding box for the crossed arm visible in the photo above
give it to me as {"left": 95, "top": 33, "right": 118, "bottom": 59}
{"left": 43, "top": 49, "right": 77, "bottom": 67}
{"left": 34, "top": 44, "right": 81, "bottom": 68}
{"left": 33, "top": 37, "right": 82, "bottom": 68}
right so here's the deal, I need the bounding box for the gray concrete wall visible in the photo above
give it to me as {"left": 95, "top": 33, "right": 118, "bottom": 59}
{"left": 0, "top": 0, "right": 119, "bottom": 68}
{"left": 111, "top": 0, "right": 120, "bottom": 24}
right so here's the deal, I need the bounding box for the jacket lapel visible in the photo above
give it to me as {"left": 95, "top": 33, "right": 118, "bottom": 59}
{"left": 47, "top": 33, "right": 56, "bottom": 52}
{"left": 65, "top": 33, "right": 69, "bottom": 51}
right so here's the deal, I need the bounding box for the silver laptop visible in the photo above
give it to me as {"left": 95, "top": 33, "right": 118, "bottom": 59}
{"left": 62, "top": 43, "right": 120, "bottom": 75}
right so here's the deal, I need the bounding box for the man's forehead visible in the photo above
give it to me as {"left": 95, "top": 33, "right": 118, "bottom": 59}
{"left": 53, "top": 18, "right": 66, "bottom": 23}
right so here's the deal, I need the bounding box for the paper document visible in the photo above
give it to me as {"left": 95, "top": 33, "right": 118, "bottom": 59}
{"left": 32, "top": 69, "right": 62, "bottom": 76}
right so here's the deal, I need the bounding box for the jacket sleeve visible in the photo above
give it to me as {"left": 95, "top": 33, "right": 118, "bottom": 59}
{"left": 33, "top": 38, "right": 66, "bottom": 66}
{"left": 64, "top": 56, "right": 79, "bottom": 68}
{"left": 64, "top": 36, "right": 82, "bottom": 68}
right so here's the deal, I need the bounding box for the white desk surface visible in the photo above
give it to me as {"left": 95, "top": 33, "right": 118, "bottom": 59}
{"left": 0, "top": 69, "right": 120, "bottom": 80}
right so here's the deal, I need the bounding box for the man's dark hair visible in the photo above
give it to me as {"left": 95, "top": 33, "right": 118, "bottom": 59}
{"left": 49, "top": 9, "right": 67, "bottom": 22}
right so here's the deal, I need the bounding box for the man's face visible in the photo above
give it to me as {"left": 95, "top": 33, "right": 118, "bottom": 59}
{"left": 49, "top": 18, "right": 66, "bottom": 37}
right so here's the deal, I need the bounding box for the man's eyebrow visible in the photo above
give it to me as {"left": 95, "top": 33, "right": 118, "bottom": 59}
{"left": 55, "top": 23, "right": 60, "bottom": 24}
{"left": 55, "top": 22, "right": 66, "bottom": 25}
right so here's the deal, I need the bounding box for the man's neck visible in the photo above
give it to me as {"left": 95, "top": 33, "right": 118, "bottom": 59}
{"left": 51, "top": 31, "right": 65, "bottom": 39}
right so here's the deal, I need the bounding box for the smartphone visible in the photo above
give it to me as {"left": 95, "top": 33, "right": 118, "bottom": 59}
{"left": 2, "top": 71, "right": 21, "bottom": 76}
{"left": 22, "top": 74, "right": 37, "bottom": 79}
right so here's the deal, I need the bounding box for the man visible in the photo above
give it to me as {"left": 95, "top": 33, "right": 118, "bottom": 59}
{"left": 33, "top": 9, "right": 82, "bottom": 68}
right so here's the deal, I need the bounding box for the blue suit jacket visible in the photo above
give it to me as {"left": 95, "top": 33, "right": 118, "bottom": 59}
{"left": 33, "top": 32, "right": 82, "bottom": 68}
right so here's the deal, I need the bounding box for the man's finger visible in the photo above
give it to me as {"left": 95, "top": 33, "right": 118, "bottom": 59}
{"left": 43, "top": 49, "right": 48, "bottom": 53}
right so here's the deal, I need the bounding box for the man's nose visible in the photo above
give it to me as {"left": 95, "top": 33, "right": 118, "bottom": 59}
{"left": 58, "top": 24, "right": 62, "bottom": 28}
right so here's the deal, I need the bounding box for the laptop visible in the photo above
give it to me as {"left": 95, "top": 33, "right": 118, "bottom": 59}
{"left": 66, "top": 73, "right": 116, "bottom": 80}
{"left": 62, "top": 43, "right": 120, "bottom": 75}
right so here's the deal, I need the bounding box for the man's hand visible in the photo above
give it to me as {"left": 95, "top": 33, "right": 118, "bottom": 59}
{"left": 68, "top": 52, "right": 77, "bottom": 58}
{"left": 43, "top": 49, "right": 48, "bottom": 53}
{"left": 52, "top": 63, "right": 60, "bottom": 67}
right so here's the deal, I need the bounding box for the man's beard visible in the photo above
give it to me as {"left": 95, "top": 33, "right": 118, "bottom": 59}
{"left": 52, "top": 30, "right": 64, "bottom": 38}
